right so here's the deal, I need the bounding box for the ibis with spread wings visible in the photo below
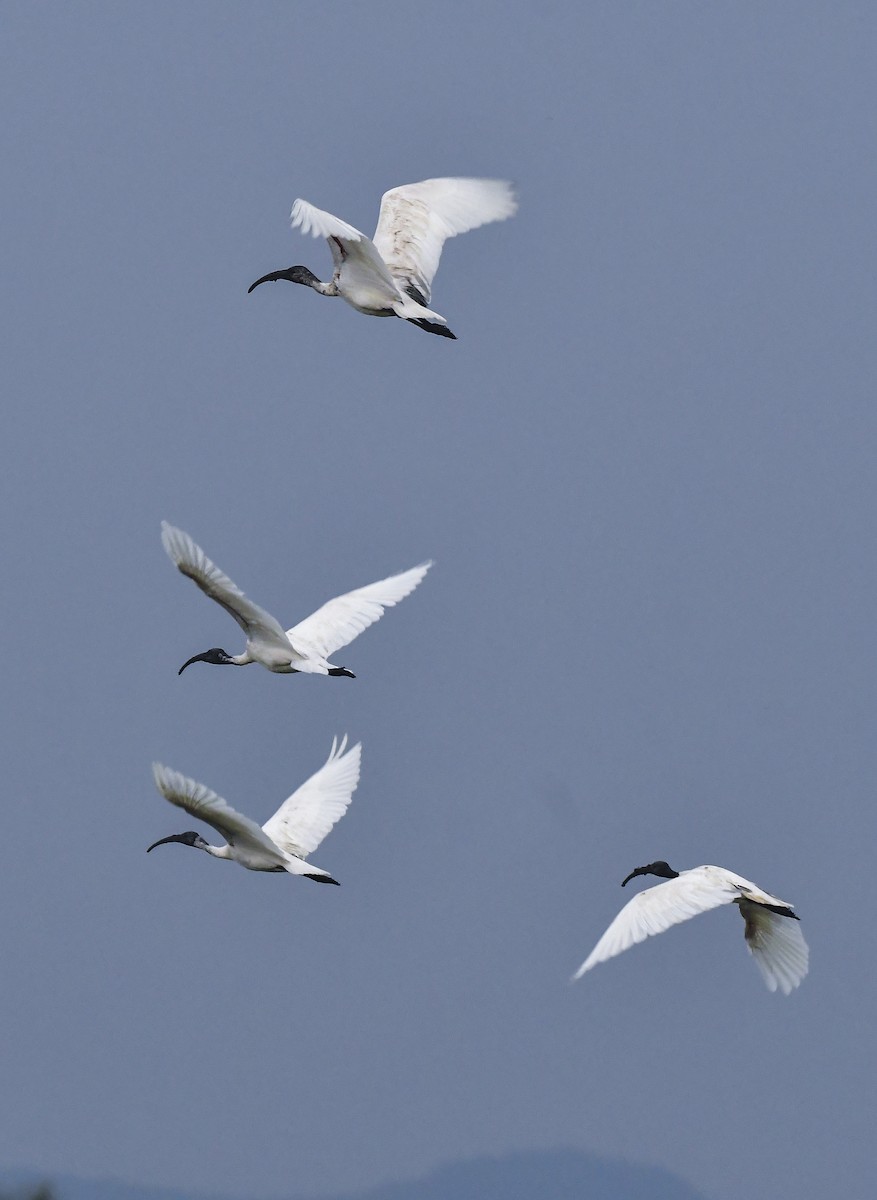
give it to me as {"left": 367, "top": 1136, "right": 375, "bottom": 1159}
{"left": 161, "top": 522, "right": 431, "bottom": 677}
{"left": 147, "top": 736, "right": 361, "bottom": 884}
{"left": 248, "top": 177, "right": 517, "bottom": 338}
{"left": 572, "top": 861, "right": 808, "bottom": 994}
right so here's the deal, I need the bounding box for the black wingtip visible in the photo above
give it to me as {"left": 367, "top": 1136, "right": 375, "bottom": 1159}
{"left": 328, "top": 666, "right": 356, "bottom": 678}
{"left": 305, "top": 873, "right": 340, "bottom": 885}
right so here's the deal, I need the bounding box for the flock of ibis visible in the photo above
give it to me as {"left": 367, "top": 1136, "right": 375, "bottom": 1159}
{"left": 148, "top": 176, "right": 808, "bottom": 995}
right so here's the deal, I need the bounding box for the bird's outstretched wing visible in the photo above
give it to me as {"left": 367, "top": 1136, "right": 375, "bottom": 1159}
{"left": 261, "top": 737, "right": 361, "bottom": 859}
{"left": 291, "top": 198, "right": 399, "bottom": 291}
{"left": 738, "top": 899, "right": 809, "bottom": 994}
{"left": 161, "top": 522, "right": 292, "bottom": 650}
{"left": 372, "top": 178, "right": 517, "bottom": 304}
{"left": 286, "top": 562, "right": 432, "bottom": 659}
{"left": 572, "top": 869, "right": 741, "bottom": 980}
{"left": 152, "top": 763, "right": 284, "bottom": 860}
{"left": 290, "top": 198, "right": 366, "bottom": 243}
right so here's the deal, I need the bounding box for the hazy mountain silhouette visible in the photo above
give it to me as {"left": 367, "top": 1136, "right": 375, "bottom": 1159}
{"left": 2, "top": 1149, "right": 706, "bottom": 1200}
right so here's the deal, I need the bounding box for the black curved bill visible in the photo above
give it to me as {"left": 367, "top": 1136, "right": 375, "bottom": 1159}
{"left": 247, "top": 268, "right": 297, "bottom": 294}
{"left": 147, "top": 834, "right": 185, "bottom": 853}
{"left": 178, "top": 652, "right": 209, "bottom": 675}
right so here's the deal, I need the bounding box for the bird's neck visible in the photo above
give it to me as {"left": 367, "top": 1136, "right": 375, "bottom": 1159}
{"left": 203, "top": 843, "right": 232, "bottom": 860}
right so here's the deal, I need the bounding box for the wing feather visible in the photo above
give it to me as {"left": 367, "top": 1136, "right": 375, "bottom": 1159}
{"left": 738, "top": 900, "right": 809, "bottom": 994}
{"left": 261, "top": 737, "right": 361, "bottom": 858}
{"left": 291, "top": 198, "right": 399, "bottom": 293}
{"left": 152, "top": 763, "right": 283, "bottom": 860}
{"left": 372, "top": 178, "right": 517, "bottom": 303}
{"left": 161, "top": 522, "right": 291, "bottom": 649}
{"left": 286, "top": 562, "right": 432, "bottom": 660}
{"left": 291, "top": 198, "right": 366, "bottom": 242}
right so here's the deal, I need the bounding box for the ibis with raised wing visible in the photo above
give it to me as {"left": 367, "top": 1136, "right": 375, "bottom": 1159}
{"left": 162, "top": 522, "right": 431, "bottom": 677}
{"left": 148, "top": 736, "right": 361, "bottom": 883}
{"left": 248, "top": 177, "right": 517, "bottom": 338}
{"left": 572, "top": 861, "right": 808, "bottom": 994}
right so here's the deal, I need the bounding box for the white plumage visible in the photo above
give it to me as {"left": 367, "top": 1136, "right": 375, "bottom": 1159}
{"left": 161, "top": 521, "right": 431, "bottom": 676}
{"left": 572, "top": 861, "right": 808, "bottom": 994}
{"left": 248, "top": 177, "right": 517, "bottom": 338}
{"left": 148, "top": 736, "right": 361, "bottom": 883}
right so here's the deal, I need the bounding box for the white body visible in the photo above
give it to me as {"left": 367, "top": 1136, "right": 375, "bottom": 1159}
{"left": 161, "top": 521, "right": 431, "bottom": 674}
{"left": 289, "top": 177, "right": 517, "bottom": 328}
{"left": 573, "top": 865, "right": 809, "bottom": 994}
{"left": 151, "top": 736, "right": 361, "bottom": 879}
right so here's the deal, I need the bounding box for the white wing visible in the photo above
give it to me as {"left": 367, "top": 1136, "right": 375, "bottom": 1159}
{"left": 161, "top": 522, "right": 293, "bottom": 652}
{"left": 152, "top": 763, "right": 284, "bottom": 861}
{"left": 261, "top": 737, "right": 361, "bottom": 859}
{"left": 572, "top": 868, "right": 741, "bottom": 980}
{"left": 372, "top": 178, "right": 517, "bottom": 303}
{"left": 286, "top": 562, "right": 432, "bottom": 660}
{"left": 291, "top": 198, "right": 400, "bottom": 294}
{"left": 291, "top": 198, "right": 366, "bottom": 243}
{"left": 738, "top": 900, "right": 809, "bottom": 994}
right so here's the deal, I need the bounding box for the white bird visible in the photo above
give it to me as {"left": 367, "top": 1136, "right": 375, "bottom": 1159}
{"left": 572, "top": 861, "right": 808, "bottom": 994}
{"left": 248, "top": 176, "right": 517, "bottom": 338}
{"left": 147, "top": 736, "right": 361, "bottom": 883}
{"left": 161, "top": 521, "right": 431, "bottom": 677}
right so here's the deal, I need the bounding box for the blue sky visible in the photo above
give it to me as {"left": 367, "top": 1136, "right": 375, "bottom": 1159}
{"left": 2, "top": 4, "right": 876, "bottom": 1199}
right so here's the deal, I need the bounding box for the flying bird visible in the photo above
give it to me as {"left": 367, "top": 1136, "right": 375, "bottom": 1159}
{"left": 161, "top": 521, "right": 431, "bottom": 677}
{"left": 147, "top": 736, "right": 361, "bottom": 883}
{"left": 248, "top": 176, "right": 517, "bottom": 338}
{"left": 572, "top": 861, "right": 808, "bottom": 994}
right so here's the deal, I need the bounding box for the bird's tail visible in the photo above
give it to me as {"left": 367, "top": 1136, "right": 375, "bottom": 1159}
{"left": 284, "top": 856, "right": 340, "bottom": 885}
{"left": 393, "top": 295, "right": 455, "bottom": 338}
{"left": 405, "top": 316, "right": 457, "bottom": 339}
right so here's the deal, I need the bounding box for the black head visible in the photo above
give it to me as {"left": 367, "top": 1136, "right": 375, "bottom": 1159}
{"left": 621, "top": 860, "right": 679, "bottom": 887}
{"left": 247, "top": 265, "right": 321, "bottom": 293}
{"left": 178, "top": 648, "right": 234, "bottom": 675}
{"left": 146, "top": 830, "right": 207, "bottom": 853}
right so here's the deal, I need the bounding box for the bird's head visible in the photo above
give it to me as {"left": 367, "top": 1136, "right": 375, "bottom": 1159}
{"left": 247, "top": 265, "right": 321, "bottom": 293}
{"left": 178, "top": 648, "right": 235, "bottom": 674}
{"left": 146, "top": 830, "right": 210, "bottom": 854}
{"left": 621, "top": 860, "right": 679, "bottom": 886}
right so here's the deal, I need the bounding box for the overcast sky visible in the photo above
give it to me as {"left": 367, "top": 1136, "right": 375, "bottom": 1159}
{"left": 2, "top": 4, "right": 876, "bottom": 1199}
